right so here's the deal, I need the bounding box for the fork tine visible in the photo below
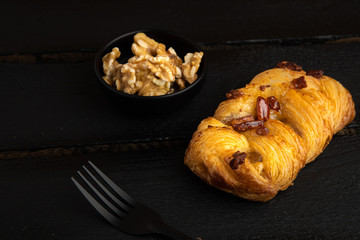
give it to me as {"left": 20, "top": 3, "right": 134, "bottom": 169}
{"left": 82, "top": 166, "right": 132, "bottom": 212}
{"left": 88, "top": 161, "right": 136, "bottom": 205}
{"left": 77, "top": 171, "right": 126, "bottom": 218}
{"left": 71, "top": 177, "right": 123, "bottom": 227}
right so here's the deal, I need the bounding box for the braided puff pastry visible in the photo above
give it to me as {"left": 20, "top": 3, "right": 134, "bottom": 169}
{"left": 185, "top": 62, "right": 355, "bottom": 202}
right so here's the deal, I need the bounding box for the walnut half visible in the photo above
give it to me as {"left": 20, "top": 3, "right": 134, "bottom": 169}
{"left": 182, "top": 52, "right": 204, "bottom": 84}
{"left": 102, "top": 47, "right": 121, "bottom": 86}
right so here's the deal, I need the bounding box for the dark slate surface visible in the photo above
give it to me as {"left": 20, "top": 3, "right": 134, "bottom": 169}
{"left": 1, "top": 1, "right": 360, "bottom": 240}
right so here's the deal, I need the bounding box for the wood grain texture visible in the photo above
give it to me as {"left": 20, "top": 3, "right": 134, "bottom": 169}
{"left": 0, "top": 41, "right": 359, "bottom": 154}
{"left": 1, "top": 1, "right": 360, "bottom": 54}
{"left": 0, "top": 134, "right": 359, "bottom": 240}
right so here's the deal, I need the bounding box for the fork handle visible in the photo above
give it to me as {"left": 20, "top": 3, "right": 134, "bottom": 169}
{"left": 149, "top": 221, "right": 195, "bottom": 240}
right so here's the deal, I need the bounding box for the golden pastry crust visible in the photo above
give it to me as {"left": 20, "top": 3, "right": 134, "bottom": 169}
{"left": 184, "top": 63, "right": 355, "bottom": 202}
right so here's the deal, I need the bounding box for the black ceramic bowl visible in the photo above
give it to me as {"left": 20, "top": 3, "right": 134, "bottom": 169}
{"left": 94, "top": 30, "right": 206, "bottom": 110}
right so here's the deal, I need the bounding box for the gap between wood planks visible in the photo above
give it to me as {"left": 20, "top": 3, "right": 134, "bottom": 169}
{"left": 0, "top": 139, "right": 189, "bottom": 160}
{"left": 1, "top": 35, "right": 360, "bottom": 63}
{"left": 0, "top": 124, "right": 358, "bottom": 160}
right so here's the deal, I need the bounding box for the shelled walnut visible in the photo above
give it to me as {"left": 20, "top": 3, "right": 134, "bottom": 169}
{"left": 182, "top": 52, "right": 203, "bottom": 84}
{"left": 102, "top": 33, "right": 203, "bottom": 96}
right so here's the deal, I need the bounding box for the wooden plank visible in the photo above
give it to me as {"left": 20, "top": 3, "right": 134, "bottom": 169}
{"left": 1, "top": 133, "right": 359, "bottom": 239}
{"left": 1, "top": 41, "right": 359, "bottom": 153}
{"left": 1, "top": 0, "right": 360, "bottom": 54}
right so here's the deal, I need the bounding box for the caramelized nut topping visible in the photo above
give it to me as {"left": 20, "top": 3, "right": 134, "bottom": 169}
{"left": 230, "top": 115, "right": 255, "bottom": 127}
{"left": 229, "top": 151, "right": 247, "bottom": 169}
{"left": 276, "top": 61, "right": 302, "bottom": 71}
{"left": 267, "top": 96, "right": 280, "bottom": 111}
{"left": 233, "top": 120, "right": 264, "bottom": 132}
{"left": 306, "top": 70, "right": 324, "bottom": 79}
{"left": 256, "top": 97, "right": 270, "bottom": 121}
{"left": 230, "top": 95, "right": 274, "bottom": 135}
{"left": 226, "top": 89, "right": 244, "bottom": 99}
{"left": 259, "top": 85, "right": 271, "bottom": 91}
{"left": 256, "top": 126, "right": 269, "bottom": 136}
{"left": 290, "top": 76, "right": 307, "bottom": 89}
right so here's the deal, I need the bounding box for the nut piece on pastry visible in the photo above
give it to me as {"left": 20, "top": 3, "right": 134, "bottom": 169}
{"left": 185, "top": 62, "right": 355, "bottom": 202}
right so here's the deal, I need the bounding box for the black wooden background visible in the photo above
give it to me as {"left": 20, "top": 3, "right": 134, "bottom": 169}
{"left": 1, "top": 1, "right": 359, "bottom": 239}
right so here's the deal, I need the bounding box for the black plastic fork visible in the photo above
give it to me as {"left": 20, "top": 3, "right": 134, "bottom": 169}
{"left": 71, "top": 161, "right": 194, "bottom": 240}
